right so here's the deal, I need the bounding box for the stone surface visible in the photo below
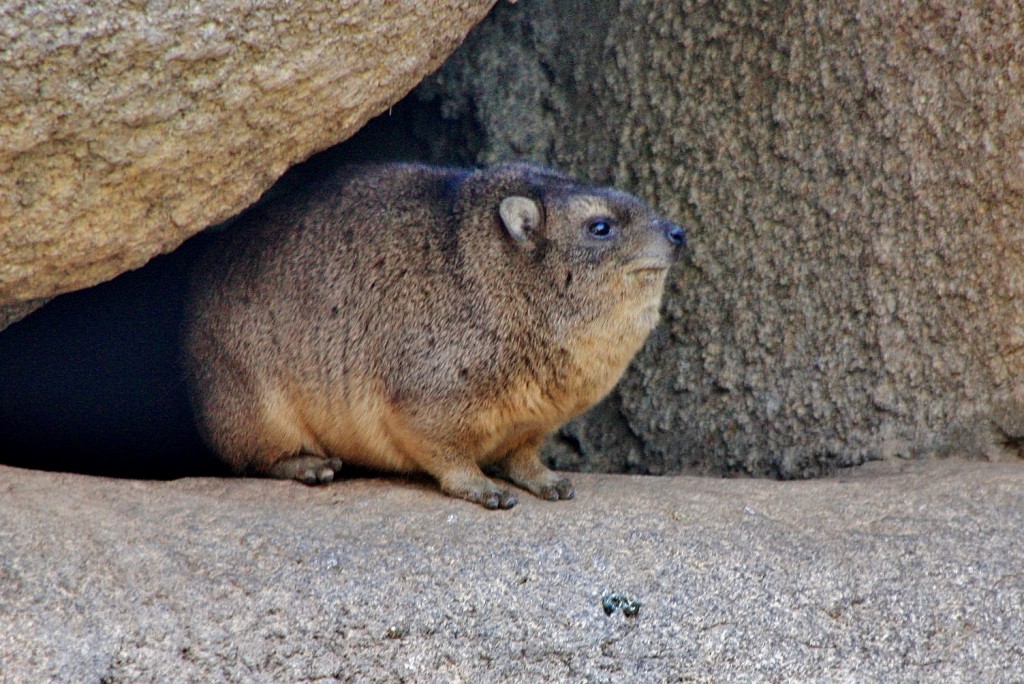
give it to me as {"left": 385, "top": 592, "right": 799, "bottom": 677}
{"left": 417, "top": 0, "right": 1024, "bottom": 477}
{"left": 1, "top": 460, "right": 1022, "bottom": 682}
{"left": 0, "top": 0, "right": 498, "bottom": 311}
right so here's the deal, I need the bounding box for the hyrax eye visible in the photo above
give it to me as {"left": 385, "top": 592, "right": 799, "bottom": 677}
{"left": 586, "top": 218, "right": 615, "bottom": 239}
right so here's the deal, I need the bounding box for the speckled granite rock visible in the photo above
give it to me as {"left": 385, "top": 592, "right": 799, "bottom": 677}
{"left": 419, "top": 0, "right": 1024, "bottom": 477}
{"left": 0, "top": 0, "right": 497, "bottom": 314}
{"left": 2, "top": 460, "right": 1022, "bottom": 681}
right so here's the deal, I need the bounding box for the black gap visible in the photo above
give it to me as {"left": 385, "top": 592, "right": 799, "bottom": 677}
{"left": 0, "top": 232, "right": 225, "bottom": 479}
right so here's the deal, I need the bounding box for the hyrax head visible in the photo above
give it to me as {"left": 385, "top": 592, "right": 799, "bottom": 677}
{"left": 476, "top": 163, "right": 686, "bottom": 329}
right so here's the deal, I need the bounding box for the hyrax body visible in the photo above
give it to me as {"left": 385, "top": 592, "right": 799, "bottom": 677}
{"left": 183, "top": 162, "right": 685, "bottom": 508}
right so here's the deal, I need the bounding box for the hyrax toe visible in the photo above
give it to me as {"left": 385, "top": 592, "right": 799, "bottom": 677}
{"left": 269, "top": 455, "right": 343, "bottom": 485}
{"left": 536, "top": 476, "right": 575, "bottom": 501}
{"left": 441, "top": 473, "right": 519, "bottom": 510}
{"left": 480, "top": 489, "right": 518, "bottom": 510}
{"left": 523, "top": 474, "right": 575, "bottom": 501}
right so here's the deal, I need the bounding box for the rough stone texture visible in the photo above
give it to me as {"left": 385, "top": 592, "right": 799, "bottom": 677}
{"left": 1, "top": 460, "right": 1022, "bottom": 681}
{"left": 417, "top": 0, "right": 1024, "bottom": 477}
{"left": 0, "top": 299, "right": 40, "bottom": 331}
{"left": 0, "top": 0, "right": 498, "bottom": 312}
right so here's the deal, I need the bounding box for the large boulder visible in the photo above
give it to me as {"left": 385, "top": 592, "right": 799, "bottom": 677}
{"left": 0, "top": 0, "right": 498, "bottom": 314}
{"left": 418, "top": 0, "right": 1024, "bottom": 476}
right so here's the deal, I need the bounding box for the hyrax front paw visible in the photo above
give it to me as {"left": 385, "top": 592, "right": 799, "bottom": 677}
{"left": 501, "top": 450, "right": 576, "bottom": 502}
{"left": 441, "top": 473, "right": 519, "bottom": 510}
{"left": 269, "top": 455, "right": 343, "bottom": 485}
{"left": 516, "top": 472, "right": 575, "bottom": 501}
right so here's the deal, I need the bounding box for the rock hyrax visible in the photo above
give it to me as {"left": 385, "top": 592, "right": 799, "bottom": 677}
{"left": 183, "top": 162, "right": 685, "bottom": 508}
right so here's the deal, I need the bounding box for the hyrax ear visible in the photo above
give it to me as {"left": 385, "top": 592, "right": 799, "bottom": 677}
{"left": 499, "top": 196, "right": 541, "bottom": 246}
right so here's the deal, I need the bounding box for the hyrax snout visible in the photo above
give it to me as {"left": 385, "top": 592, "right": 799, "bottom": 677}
{"left": 183, "top": 162, "right": 685, "bottom": 508}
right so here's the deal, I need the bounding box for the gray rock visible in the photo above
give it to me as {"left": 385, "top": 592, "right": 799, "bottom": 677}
{"left": 2, "top": 460, "right": 1022, "bottom": 682}
{"left": 418, "top": 0, "right": 1024, "bottom": 477}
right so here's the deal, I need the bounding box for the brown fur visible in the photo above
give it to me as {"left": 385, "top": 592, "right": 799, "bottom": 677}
{"left": 183, "top": 162, "right": 684, "bottom": 508}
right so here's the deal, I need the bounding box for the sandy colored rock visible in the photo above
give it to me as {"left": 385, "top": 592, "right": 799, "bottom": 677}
{"left": 417, "top": 0, "right": 1024, "bottom": 476}
{"left": 0, "top": 0, "right": 498, "bottom": 309}
{"left": 1, "top": 460, "right": 1022, "bottom": 681}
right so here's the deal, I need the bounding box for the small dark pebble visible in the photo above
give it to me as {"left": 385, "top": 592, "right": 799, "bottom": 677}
{"left": 602, "top": 592, "right": 642, "bottom": 618}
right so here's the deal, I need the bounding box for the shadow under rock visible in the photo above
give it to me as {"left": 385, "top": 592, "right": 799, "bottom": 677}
{"left": 0, "top": 233, "right": 228, "bottom": 479}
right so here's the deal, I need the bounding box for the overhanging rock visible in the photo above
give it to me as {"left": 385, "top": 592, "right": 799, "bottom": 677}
{"left": 0, "top": 0, "right": 499, "bottom": 314}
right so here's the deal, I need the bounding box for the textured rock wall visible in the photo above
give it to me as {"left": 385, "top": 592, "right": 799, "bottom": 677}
{"left": 0, "top": 0, "right": 497, "bottom": 314}
{"left": 419, "top": 0, "right": 1024, "bottom": 476}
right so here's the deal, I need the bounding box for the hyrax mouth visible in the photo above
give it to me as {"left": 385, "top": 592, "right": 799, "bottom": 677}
{"left": 626, "top": 259, "right": 672, "bottom": 276}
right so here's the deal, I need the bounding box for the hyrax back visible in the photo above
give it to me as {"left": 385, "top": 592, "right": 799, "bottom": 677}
{"left": 184, "top": 162, "right": 685, "bottom": 508}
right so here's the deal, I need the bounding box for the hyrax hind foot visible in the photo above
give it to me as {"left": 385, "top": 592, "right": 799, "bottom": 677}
{"left": 269, "top": 455, "right": 344, "bottom": 485}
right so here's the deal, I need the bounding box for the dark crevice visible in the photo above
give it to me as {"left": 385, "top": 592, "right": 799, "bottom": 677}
{"left": 995, "top": 423, "right": 1024, "bottom": 459}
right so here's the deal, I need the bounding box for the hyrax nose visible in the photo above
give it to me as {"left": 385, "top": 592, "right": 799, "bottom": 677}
{"left": 657, "top": 219, "right": 687, "bottom": 249}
